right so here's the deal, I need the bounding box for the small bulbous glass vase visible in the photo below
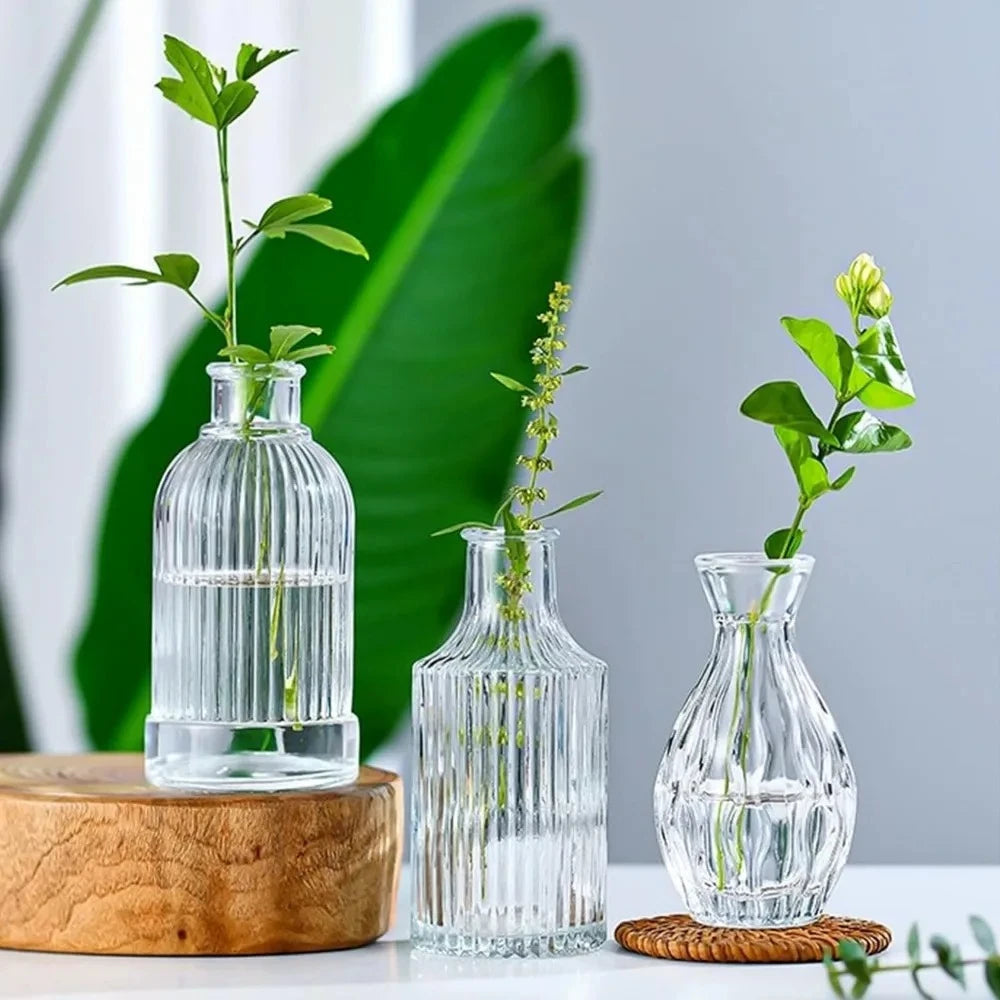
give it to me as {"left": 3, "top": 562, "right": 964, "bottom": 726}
{"left": 411, "top": 527, "right": 608, "bottom": 957}
{"left": 145, "top": 362, "right": 358, "bottom": 791}
{"left": 655, "top": 553, "right": 856, "bottom": 928}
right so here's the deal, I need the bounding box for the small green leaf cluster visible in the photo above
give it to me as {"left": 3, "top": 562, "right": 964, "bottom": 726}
{"left": 432, "top": 281, "right": 601, "bottom": 621}
{"left": 53, "top": 36, "right": 367, "bottom": 362}
{"left": 220, "top": 325, "right": 332, "bottom": 367}
{"left": 741, "top": 253, "right": 915, "bottom": 560}
{"left": 823, "top": 916, "right": 1000, "bottom": 999}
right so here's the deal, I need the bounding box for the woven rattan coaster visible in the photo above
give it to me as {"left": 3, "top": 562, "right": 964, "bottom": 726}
{"left": 614, "top": 914, "right": 891, "bottom": 963}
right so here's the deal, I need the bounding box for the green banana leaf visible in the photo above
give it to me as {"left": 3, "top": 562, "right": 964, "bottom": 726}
{"left": 0, "top": 264, "right": 28, "bottom": 751}
{"left": 74, "top": 14, "right": 586, "bottom": 755}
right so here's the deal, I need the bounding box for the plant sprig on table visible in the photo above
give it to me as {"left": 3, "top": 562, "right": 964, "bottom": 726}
{"left": 824, "top": 917, "right": 1000, "bottom": 999}
{"left": 434, "top": 281, "right": 601, "bottom": 620}
{"left": 741, "top": 252, "right": 916, "bottom": 560}
{"left": 53, "top": 36, "right": 367, "bottom": 370}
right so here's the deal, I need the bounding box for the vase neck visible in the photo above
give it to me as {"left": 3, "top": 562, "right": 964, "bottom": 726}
{"left": 461, "top": 528, "right": 561, "bottom": 629}
{"left": 205, "top": 362, "right": 306, "bottom": 436}
{"left": 696, "top": 552, "right": 813, "bottom": 625}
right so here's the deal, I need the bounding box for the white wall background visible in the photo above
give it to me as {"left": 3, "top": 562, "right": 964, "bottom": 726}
{"left": 0, "top": 0, "right": 411, "bottom": 750}
{"left": 415, "top": 0, "right": 1000, "bottom": 864}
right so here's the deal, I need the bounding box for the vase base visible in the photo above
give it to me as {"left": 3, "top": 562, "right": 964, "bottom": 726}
{"left": 686, "top": 889, "right": 826, "bottom": 929}
{"left": 411, "top": 919, "right": 606, "bottom": 958}
{"left": 145, "top": 716, "right": 359, "bottom": 792}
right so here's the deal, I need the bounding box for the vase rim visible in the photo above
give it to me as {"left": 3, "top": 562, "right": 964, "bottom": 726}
{"left": 695, "top": 551, "right": 814, "bottom": 572}
{"left": 461, "top": 526, "right": 560, "bottom": 543}
{"left": 206, "top": 360, "right": 306, "bottom": 380}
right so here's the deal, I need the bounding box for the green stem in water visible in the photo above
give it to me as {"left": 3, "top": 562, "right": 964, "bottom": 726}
{"left": 712, "top": 494, "right": 811, "bottom": 888}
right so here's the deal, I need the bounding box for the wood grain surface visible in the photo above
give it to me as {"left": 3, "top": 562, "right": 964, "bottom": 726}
{"left": 614, "top": 913, "right": 892, "bottom": 963}
{"left": 0, "top": 754, "right": 402, "bottom": 955}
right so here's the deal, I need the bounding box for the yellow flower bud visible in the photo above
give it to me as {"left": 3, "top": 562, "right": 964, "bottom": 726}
{"left": 863, "top": 280, "right": 893, "bottom": 318}
{"left": 835, "top": 272, "right": 852, "bottom": 305}
{"left": 847, "top": 252, "right": 882, "bottom": 295}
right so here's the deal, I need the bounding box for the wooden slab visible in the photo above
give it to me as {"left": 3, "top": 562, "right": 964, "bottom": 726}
{"left": 0, "top": 754, "right": 402, "bottom": 955}
{"left": 615, "top": 914, "right": 891, "bottom": 963}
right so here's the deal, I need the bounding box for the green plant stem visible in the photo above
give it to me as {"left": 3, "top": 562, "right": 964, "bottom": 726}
{"left": 0, "top": 0, "right": 106, "bottom": 238}
{"left": 183, "top": 288, "right": 227, "bottom": 336}
{"left": 712, "top": 467, "right": 816, "bottom": 888}
{"left": 216, "top": 128, "right": 237, "bottom": 347}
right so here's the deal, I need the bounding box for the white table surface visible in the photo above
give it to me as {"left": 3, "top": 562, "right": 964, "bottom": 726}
{"left": 2, "top": 865, "right": 997, "bottom": 1000}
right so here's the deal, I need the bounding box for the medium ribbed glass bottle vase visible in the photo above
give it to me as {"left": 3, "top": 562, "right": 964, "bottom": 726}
{"left": 655, "top": 553, "right": 856, "bottom": 928}
{"left": 145, "top": 362, "right": 358, "bottom": 791}
{"left": 411, "top": 528, "right": 608, "bottom": 957}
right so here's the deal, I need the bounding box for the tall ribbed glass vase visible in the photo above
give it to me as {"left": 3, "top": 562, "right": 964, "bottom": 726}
{"left": 145, "top": 362, "right": 358, "bottom": 791}
{"left": 655, "top": 553, "right": 856, "bottom": 927}
{"left": 411, "top": 527, "right": 607, "bottom": 957}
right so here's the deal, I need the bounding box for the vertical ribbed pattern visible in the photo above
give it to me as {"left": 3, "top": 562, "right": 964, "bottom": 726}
{"left": 411, "top": 529, "right": 608, "bottom": 957}
{"left": 654, "top": 555, "right": 856, "bottom": 928}
{"left": 146, "top": 365, "right": 356, "bottom": 791}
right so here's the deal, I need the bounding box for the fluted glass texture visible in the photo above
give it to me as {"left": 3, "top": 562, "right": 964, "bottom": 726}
{"left": 145, "top": 363, "right": 358, "bottom": 791}
{"left": 411, "top": 528, "right": 607, "bottom": 957}
{"left": 655, "top": 554, "right": 855, "bottom": 928}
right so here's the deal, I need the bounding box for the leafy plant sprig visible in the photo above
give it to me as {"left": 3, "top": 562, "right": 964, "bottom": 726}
{"left": 714, "top": 253, "right": 916, "bottom": 890}
{"left": 824, "top": 917, "right": 1000, "bottom": 999}
{"left": 741, "top": 252, "right": 915, "bottom": 561}
{"left": 53, "top": 37, "right": 368, "bottom": 368}
{"left": 52, "top": 36, "right": 370, "bottom": 731}
{"left": 434, "top": 281, "right": 601, "bottom": 620}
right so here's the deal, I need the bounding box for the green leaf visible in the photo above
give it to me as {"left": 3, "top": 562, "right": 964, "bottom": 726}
{"left": 971, "top": 916, "right": 996, "bottom": 954}
{"left": 930, "top": 934, "right": 966, "bottom": 986}
{"left": 0, "top": 265, "right": 28, "bottom": 751}
{"left": 490, "top": 372, "right": 531, "bottom": 392}
{"left": 907, "top": 923, "right": 921, "bottom": 963}
{"left": 832, "top": 411, "right": 911, "bottom": 454}
{"left": 274, "top": 223, "right": 369, "bottom": 259}
{"left": 218, "top": 344, "right": 272, "bottom": 365}
{"left": 830, "top": 466, "right": 856, "bottom": 491}
{"left": 781, "top": 316, "right": 861, "bottom": 398}
{"left": 257, "top": 194, "right": 332, "bottom": 229}
{"left": 53, "top": 264, "right": 163, "bottom": 289}
{"left": 836, "top": 940, "right": 872, "bottom": 995}
{"left": 537, "top": 491, "right": 602, "bottom": 519}
{"left": 740, "top": 381, "right": 838, "bottom": 445}
{"left": 561, "top": 364, "right": 588, "bottom": 375}
{"left": 214, "top": 80, "right": 257, "bottom": 127}
{"left": 236, "top": 43, "right": 296, "bottom": 81}
{"left": 269, "top": 324, "right": 322, "bottom": 359}
{"left": 837, "top": 939, "right": 868, "bottom": 970}
{"left": 54, "top": 254, "right": 202, "bottom": 292}
{"left": 855, "top": 318, "right": 916, "bottom": 409}
{"left": 157, "top": 35, "right": 218, "bottom": 127}
{"left": 849, "top": 979, "right": 871, "bottom": 999}
{"left": 71, "top": 15, "right": 585, "bottom": 757}
{"left": 153, "top": 253, "right": 199, "bottom": 290}
{"left": 774, "top": 426, "right": 830, "bottom": 501}
{"left": 284, "top": 344, "right": 334, "bottom": 362}
{"left": 764, "top": 527, "right": 803, "bottom": 558}
{"left": 823, "top": 950, "right": 847, "bottom": 998}
{"left": 985, "top": 956, "right": 1000, "bottom": 998}
{"left": 431, "top": 520, "right": 493, "bottom": 537}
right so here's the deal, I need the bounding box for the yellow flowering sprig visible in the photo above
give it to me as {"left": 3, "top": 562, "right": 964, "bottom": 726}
{"left": 433, "top": 281, "right": 601, "bottom": 622}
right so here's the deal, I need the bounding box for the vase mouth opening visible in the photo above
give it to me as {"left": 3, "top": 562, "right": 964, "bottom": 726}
{"left": 207, "top": 361, "right": 306, "bottom": 381}
{"left": 695, "top": 551, "right": 814, "bottom": 574}
{"left": 460, "top": 526, "right": 560, "bottom": 544}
